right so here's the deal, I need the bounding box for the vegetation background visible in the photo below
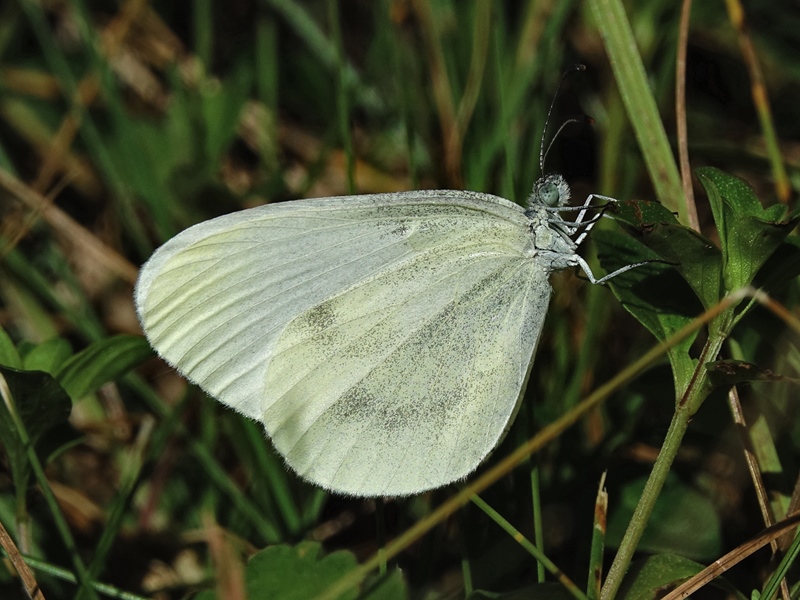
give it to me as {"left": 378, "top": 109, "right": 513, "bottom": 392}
{"left": 0, "top": 0, "right": 797, "bottom": 598}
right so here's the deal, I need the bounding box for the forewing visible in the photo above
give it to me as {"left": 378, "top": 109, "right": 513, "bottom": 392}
{"left": 260, "top": 217, "right": 552, "bottom": 496}
{"left": 135, "top": 190, "right": 531, "bottom": 423}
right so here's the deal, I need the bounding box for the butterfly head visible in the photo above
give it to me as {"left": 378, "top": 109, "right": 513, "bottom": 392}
{"left": 527, "top": 174, "right": 571, "bottom": 210}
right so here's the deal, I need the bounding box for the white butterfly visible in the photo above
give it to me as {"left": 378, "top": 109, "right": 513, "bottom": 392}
{"left": 135, "top": 175, "right": 639, "bottom": 497}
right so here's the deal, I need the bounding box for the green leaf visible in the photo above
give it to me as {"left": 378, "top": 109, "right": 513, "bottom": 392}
{"left": 617, "top": 554, "right": 747, "bottom": 600}
{"left": 243, "top": 542, "right": 359, "bottom": 600}
{"left": 56, "top": 335, "right": 153, "bottom": 401}
{"left": 610, "top": 199, "right": 723, "bottom": 309}
{"left": 607, "top": 475, "right": 722, "bottom": 562}
{"left": 0, "top": 327, "right": 21, "bottom": 369}
{"left": 697, "top": 167, "right": 800, "bottom": 292}
{"left": 21, "top": 337, "right": 72, "bottom": 374}
{"left": 608, "top": 197, "right": 681, "bottom": 227}
{"left": 617, "top": 554, "right": 703, "bottom": 600}
{"left": 0, "top": 366, "right": 72, "bottom": 492}
{"left": 594, "top": 228, "right": 701, "bottom": 397}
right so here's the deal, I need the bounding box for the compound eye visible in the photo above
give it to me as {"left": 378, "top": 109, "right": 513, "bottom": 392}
{"left": 540, "top": 182, "right": 560, "bottom": 206}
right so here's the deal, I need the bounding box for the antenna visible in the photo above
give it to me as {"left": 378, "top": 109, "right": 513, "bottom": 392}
{"left": 539, "top": 64, "right": 587, "bottom": 174}
{"left": 541, "top": 116, "right": 594, "bottom": 172}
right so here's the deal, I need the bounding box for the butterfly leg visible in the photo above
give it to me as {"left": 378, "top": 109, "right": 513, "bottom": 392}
{"left": 574, "top": 193, "right": 617, "bottom": 227}
{"left": 571, "top": 194, "right": 619, "bottom": 245}
{"left": 570, "top": 254, "right": 650, "bottom": 285}
{"left": 546, "top": 204, "right": 606, "bottom": 246}
{"left": 544, "top": 193, "right": 616, "bottom": 243}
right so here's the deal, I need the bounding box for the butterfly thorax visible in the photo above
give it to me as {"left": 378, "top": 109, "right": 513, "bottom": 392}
{"left": 523, "top": 174, "right": 584, "bottom": 273}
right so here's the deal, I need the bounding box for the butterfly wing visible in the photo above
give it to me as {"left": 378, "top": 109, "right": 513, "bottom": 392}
{"left": 136, "top": 191, "right": 552, "bottom": 496}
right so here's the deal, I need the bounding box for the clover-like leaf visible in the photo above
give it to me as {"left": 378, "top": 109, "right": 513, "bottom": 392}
{"left": 226, "top": 541, "right": 407, "bottom": 600}
{"left": 607, "top": 475, "right": 722, "bottom": 561}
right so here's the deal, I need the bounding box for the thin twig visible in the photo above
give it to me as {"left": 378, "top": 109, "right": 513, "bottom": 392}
{"left": 675, "top": 0, "right": 700, "bottom": 231}
{"left": 0, "top": 520, "right": 46, "bottom": 600}
{"left": 727, "top": 386, "right": 790, "bottom": 600}
{"left": 0, "top": 168, "right": 139, "bottom": 284}
{"left": 662, "top": 512, "right": 800, "bottom": 600}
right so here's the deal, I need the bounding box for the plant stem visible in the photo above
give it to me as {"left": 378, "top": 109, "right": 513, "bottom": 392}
{"left": 600, "top": 325, "right": 730, "bottom": 599}
{"left": 600, "top": 406, "right": 692, "bottom": 600}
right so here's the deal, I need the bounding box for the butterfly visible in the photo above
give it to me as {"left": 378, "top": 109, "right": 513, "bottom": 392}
{"left": 134, "top": 170, "right": 643, "bottom": 497}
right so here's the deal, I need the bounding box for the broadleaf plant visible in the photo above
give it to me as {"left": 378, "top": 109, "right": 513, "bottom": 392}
{"left": 594, "top": 167, "right": 800, "bottom": 598}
